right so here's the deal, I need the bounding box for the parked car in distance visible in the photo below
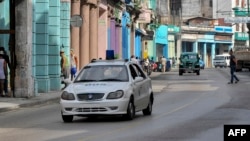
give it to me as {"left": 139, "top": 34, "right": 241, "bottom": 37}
{"left": 199, "top": 60, "right": 205, "bottom": 69}
{"left": 60, "top": 59, "right": 154, "bottom": 122}
{"left": 179, "top": 52, "right": 200, "bottom": 75}
{"left": 213, "top": 54, "right": 230, "bottom": 68}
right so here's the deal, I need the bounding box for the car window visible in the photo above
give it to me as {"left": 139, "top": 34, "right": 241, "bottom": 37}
{"left": 214, "top": 56, "right": 225, "bottom": 60}
{"left": 75, "top": 65, "right": 129, "bottom": 82}
{"left": 132, "top": 64, "right": 146, "bottom": 78}
{"left": 129, "top": 65, "right": 138, "bottom": 79}
{"left": 181, "top": 54, "right": 197, "bottom": 60}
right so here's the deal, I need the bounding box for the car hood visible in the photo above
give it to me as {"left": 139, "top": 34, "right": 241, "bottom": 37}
{"left": 66, "top": 82, "right": 129, "bottom": 93}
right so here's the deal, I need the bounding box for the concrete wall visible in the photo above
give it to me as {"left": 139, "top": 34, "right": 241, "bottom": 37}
{"left": 201, "top": 0, "right": 213, "bottom": 18}
{"left": 213, "top": 0, "right": 233, "bottom": 19}
{"left": 182, "top": 0, "right": 201, "bottom": 19}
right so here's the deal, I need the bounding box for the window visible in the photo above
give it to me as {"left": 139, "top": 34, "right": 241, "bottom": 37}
{"left": 133, "top": 64, "right": 146, "bottom": 78}
{"left": 236, "top": 23, "right": 239, "bottom": 31}
{"left": 75, "top": 65, "right": 129, "bottom": 81}
{"left": 209, "top": 0, "right": 212, "bottom": 7}
{"left": 242, "top": 24, "right": 245, "bottom": 32}
{"left": 129, "top": 65, "right": 138, "bottom": 79}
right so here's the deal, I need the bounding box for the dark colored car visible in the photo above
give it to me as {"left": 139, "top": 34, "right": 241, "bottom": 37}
{"left": 179, "top": 52, "right": 200, "bottom": 75}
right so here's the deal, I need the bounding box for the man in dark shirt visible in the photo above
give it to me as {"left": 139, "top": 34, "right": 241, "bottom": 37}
{"left": 228, "top": 49, "right": 239, "bottom": 84}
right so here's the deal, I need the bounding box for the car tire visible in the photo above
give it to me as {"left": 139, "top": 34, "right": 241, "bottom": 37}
{"left": 179, "top": 70, "right": 183, "bottom": 75}
{"left": 142, "top": 99, "right": 152, "bottom": 115}
{"left": 196, "top": 70, "right": 200, "bottom": 75}
{"left": 123, "top": 99, "right": 135, "bottom": 120}
{"left": 62, "top": 113, "right": 73, "bottom": 123}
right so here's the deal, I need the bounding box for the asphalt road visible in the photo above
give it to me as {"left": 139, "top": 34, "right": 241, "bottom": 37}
{"left": 0, "top": 68, "right": 250, "bottom": 141}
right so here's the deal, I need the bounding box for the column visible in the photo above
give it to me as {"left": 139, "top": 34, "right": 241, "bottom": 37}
{"left": 35, "top": 0, "right": 50, "bottom": 93}
{"left": 130, "top": 23, "right": 135, "bottom": 56}
{"left": 211, "top": 43, "right": 215, "bottom": 67}
{"left": 80, "top": 1, "right": 89, "bottom": 67}
{"left": 110, "top": 18, "right": 116, "bottom": 51}
{"left": 71, "top": 0, "right": 80, "bottom": 70}
{"left": 115, "top": 24, "right": 121, "bottom": 58}
{"left": 193, "top": 41, "right": 198, "bottom": 53}
{"left": 61, "top": 1, "right": 71, "bottom": 56}
{"left": 89, "top": 3, "right": 98, "bottom": 61}
{"left": 119, "top": 25, "right": 123, "bottom": 59}
{"left": 49, "top": 0, "right": 61, "bottom": 91}
{"left": 203, "top": 43, "right": 207, "bottom": 68}
{"left": 176, "top": 34, "right": 181, "bottom": 64}
{"left": 15, "top": 0, "right": 34, "bottom": 97}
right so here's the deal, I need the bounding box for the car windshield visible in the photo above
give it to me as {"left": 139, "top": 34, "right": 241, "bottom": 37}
{"left": 214, "top": 56, "right": 225, "bottom": 60}
{"left": 74, "top": 65, "right": 129, "bottom": 82}
{"left": 181, "top": 54, "right": 197, "bottom": 60}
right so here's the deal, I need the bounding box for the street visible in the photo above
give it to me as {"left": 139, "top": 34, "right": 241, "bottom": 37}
{"left": 0, "top": 68, "right": 250, "bottom": 141}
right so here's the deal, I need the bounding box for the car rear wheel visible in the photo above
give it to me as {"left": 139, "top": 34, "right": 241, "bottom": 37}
{"left": 123, "top": 100, "right": 135, "bottom": 120}
{"left": 142, "top": 99, "right": 152, "bottom": 115}
{"left": 62, "top": 113, "right": 73, "bottom": 123}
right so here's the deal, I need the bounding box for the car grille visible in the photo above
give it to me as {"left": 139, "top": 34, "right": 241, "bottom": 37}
{"left": 186, "top": 62, "right": 193, "bottom": 67}
{"left": 76, "top": 107, "right": 107, "bottom": 112}
{"left": 77, "top": 93, "right": 105, "bottom": 101}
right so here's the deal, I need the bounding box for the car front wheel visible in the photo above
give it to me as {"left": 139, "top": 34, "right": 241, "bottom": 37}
{"left": 123, "top": 100, "right": 135, "bottom": 120}
{"left": 196, "top": 70, "right": 200, "bottom": 75}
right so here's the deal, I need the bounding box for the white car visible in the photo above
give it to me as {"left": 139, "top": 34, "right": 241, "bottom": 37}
{"left": 213, "top": 54, "right": 230, "bottom": 68}
{"left": 60, "top": 59, "right": 154, "bottom": 122}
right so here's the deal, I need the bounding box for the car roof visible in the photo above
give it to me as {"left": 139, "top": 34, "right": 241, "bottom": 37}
{"left": 215, "top": 54, "right": 229, "bottom": 56}
{"left": 181, "top": 52, "right": 198, "bottom": 55}
{"left": 87, "top": 59, "right": 131, "bottom": 66}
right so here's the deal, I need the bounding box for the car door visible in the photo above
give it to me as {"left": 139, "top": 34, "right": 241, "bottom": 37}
{"left": 129, "top": 64, "right": 144, "bottom": 111}
{"left": 132, "top": 64, "right": 150, "bottom": 110}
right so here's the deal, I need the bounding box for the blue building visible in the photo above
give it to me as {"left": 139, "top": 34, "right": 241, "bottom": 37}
{"left": 0, "top": 0, "right": 70, "bottom": 97}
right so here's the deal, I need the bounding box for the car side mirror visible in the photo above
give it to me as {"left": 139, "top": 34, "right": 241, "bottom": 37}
{"left": 134, "top": 76, "right": 143, "bottom": 83}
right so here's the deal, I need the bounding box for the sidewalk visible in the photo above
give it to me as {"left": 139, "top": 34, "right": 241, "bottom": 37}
{"left": 0, "top": 91, "right": 61, "bottom": 113}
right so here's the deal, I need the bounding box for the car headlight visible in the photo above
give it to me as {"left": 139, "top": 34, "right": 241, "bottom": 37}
{"left": 61, "top": 91, "right": 75, "bottom": 100}
{"left": 107, "top": 90, "right": 124, "bottom": 99}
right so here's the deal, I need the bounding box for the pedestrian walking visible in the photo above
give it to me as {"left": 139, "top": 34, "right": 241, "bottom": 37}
{"left": 0, "top": 47, "right": 10, "bottom": 96}
{"left": 70, "top": 49, "right": 78, "bottom": 81}
{"left": 130, "top": 55, "right": 139, "bottom": 64}
{"left": 0, "top": 51, "right": 7, "bottom": 97}
{"left": 228, "top": 49, "right": 239, "bottom": 84}
{"left": 161, "top": 56, "right": 167, "bottom": 72}
{"left": 60, "top": 50, "right": 70, "bottom": 79}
